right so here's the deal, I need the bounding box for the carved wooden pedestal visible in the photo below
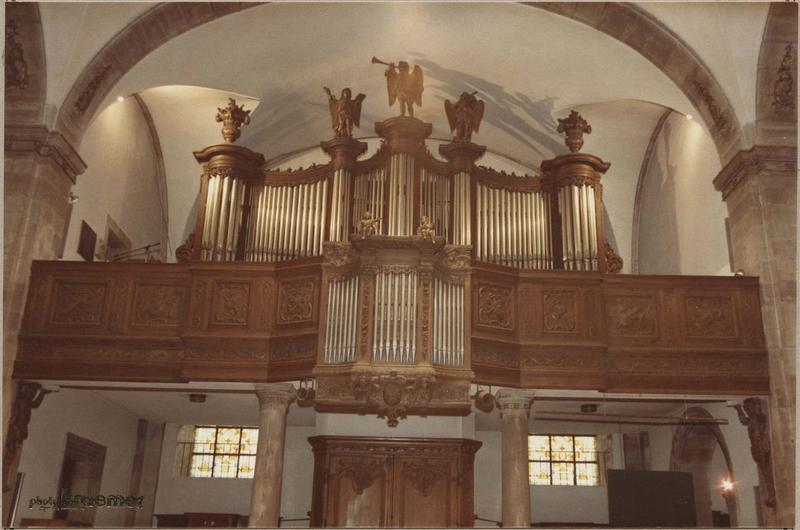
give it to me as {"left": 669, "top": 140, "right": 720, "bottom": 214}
{"left": 309, "top": 436, "right": 481, "bottom": 528}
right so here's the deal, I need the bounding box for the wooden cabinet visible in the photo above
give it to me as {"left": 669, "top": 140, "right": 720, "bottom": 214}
{"left": 309, "top": 436, "right": 481, "bottom": 528}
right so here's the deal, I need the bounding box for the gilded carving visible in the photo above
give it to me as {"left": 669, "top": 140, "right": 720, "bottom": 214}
{"left": 336, "top": 458, "right": 385, "bottom": 494}
{"left": 5, "top": 19, "right": 28, "bottom": 89}
{"left": 685, "top": 296, "right": 736, "bottom": 337}
{"left": 323, "top": 242, "right": 355, "bottom": 267}
{"left": 216, "top": 98, "right": 251, "bottom": 143}
{"left": 51, "top": 282, "right": 107, "bottom": 325}
{"left": 403, "top": 460, "right": 450, "bottom": 497}
{"left": 212, "top": 282, "right": 250, "bottom": 325}
{"left": 75, "top": 64, "right": 112, "bottom": 114}
{"left": 772, "top": 44, "right": 795, "bottom": 111}
{"left": 372, "top": 56, "right": 424, "bottom": 117}
{"left": 175, "top": 233, "right": 194, "bottom": 262}
{"left": 604, "top": 241, "right": 623, "bottom": 274}
{"left": 351, "top": 371, "right": 434, "bottom": 427}
{"left": 441, "top": 246, "right": 471, "bottom": 270}
{"left": 606, "top": 296, "right": 656, "bottom": 336}
{"left": 477, "top": 285, "right": 513, "bottom": 330}
{"left": 419, "top": 272, "right": 432, "bottom": 359}
{"left": 324, "top": 87, "right": 366, "bottom": 138}
{"left": 278, "top": 280, "right": 315, "bottom": 323}
{"left": 133, "top": 285, "right": 183, "bottom": 326}
{"left": 445, "top": 92, "right": 485, "bottom": 142}
{"left": 543, "top": 290, "right": 576, "bottom": 332}
{"left": 557, "top": 110, "right": 592, "bottom": 152}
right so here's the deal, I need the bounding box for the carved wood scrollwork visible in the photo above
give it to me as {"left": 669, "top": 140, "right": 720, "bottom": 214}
{"left": 278, "top": 279, "right": 315, "bottom": 323}
{"left": 685, "top": 296, "right": 736, "bottom": 337}
{"left": 351, "top": 371, "right": 434, "bottom": 427}
{"left": 403, "top": 460, "right": 450, "bottom": 497}
{"left": 51, "top": 282, "right": 107, "bottom": 325}
{"left": 336, "top": 458, "right": 385, "bottom": 494}
{"left": 606, "top": 296, "right": 656, "bottom": 337}
{"left": 477, "top": 285, "right": 513, "bottom": 330}
{"left": 133, "top": 285, "right": 183, "bottom": 326}
{"left": 212, "top": 281, "right": 250, "bottom": 325}
{"left": 542, "top": 290, "right": 576, "bottom": 332}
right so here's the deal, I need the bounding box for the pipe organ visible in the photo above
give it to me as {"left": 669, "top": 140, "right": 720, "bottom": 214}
{"left": 189, "top": 108, "right": 611, "bottom": 424}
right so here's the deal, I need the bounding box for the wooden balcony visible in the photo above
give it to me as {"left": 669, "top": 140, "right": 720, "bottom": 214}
{"left": 15, "top": 258, "right": 768, "bottom": 396}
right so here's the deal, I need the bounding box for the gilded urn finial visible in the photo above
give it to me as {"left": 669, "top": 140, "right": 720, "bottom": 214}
{"left": 216, "top": 98, "right": 251, "bottom": 143}
{"left": 557, "top": 110, "right": 592, "bottom": 153}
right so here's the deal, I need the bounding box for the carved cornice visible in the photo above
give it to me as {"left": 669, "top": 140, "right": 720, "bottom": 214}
{"left": 438, "top": 141, "right": 487, "bottom": 173}
{"left": 320, "top": 137, "right": 369, "bottom": 170}
{"left": 193, "top": 144, "right": 266, "bottom": 182}
{"left": 374, "top": 116, "right": 432, "bottom": 154}
{"left": 473, "top": 166, "right": 546, "bottom": 193}
{"left": 713, "top": 145, "right": 798, "bottom": 199}
{"left": 5, "top": 125, "right": 87, "bottom": 183}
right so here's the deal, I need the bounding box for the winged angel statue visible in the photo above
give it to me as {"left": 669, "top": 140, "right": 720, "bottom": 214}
{"left": 444, "top": 92, "right": 485, "bottom": 142}
{"left": 324, "top": 87, "right": 366, "bottom": 138}
{"left": 372, "top": 57, "right": 424, "bottom": 117}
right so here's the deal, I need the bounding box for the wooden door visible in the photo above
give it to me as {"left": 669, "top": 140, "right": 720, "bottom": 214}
{"left": 309, "top": 436, "right": 481, "bottom": 528}
{"left": 390, "top": 457, "right": 457, "bottom": 528}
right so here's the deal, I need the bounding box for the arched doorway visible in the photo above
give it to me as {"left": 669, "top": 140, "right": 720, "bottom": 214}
{"left": 670, "top": 407, "right": 738, "bottom": 527}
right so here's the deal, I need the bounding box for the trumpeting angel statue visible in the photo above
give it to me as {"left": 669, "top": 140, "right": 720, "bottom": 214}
{"left": 372, "top": 56, "right": 423, "bottom": 117}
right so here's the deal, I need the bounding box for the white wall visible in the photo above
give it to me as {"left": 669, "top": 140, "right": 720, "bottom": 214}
{"left": 153, "top": 423, "right": 315, "bottom": 523}
{"left": 14, "top": 389, "right": 141, "bottom": 527}
{"left": 63, "top": 97, "right": 164, "bottom": 262}
{"left": 637, "top": 112, "right": 730, "bottom": 275}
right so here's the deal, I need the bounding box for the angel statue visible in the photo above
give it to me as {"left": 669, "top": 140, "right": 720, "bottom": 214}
{"left": 372, "top": 57, "right": 423, "bottom": 117}
{"left": 416, "top": 216, "right": 435, "bottom": 241}
{"left": 445, "top": 92, "right": 485, "bottom": 142}
{"left": 357, "top": 211, "right": 381, "bottom": 237}
{"left": 324, "top": 87, "right": 366, "bottom": 138}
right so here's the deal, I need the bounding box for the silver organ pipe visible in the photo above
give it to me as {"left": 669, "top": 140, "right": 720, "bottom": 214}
{"left": 452, "top": 171, "right": 471, "bottom": 246}
{"left": 433, "top": 277, "right": 464, "bottom": 366}
{"left": 420, "top": 168, "right": 450, "bottom": 242}
{"left": 387, "top": 153, "right": 414, "bottom": 236}
{"left": 557, "top": 184, "right": 598, "bottom": 271}
{"left": 329, "top": 168, "right": 351, "bottom": 242}
{"left": 352, "top": 169, "right": 386, "bottom": 236}
{"left": 200, "top": 173, "right": 248, "bottom": 262}
{"left": 373, "top": 269, "right": 417, "bottom": 363}
{"left": 474, "top": 183, "right": 553, "bottom": 269}
{"left": 241, "top": 179, "right": 327, "bottom": 262}
{"left": 324, "top": 275, "right": 359, "bottom": 363}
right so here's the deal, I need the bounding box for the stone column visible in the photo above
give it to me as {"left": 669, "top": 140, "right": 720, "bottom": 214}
{"left": 714, "top": 145, "right": 796, "bottom": 526}
{"left": 496, "top": 389, "right": 535, "bottom": 528}
{"left": 249, "top": 383, "right": 295, "bottom": 528}
{"left": 4, "top": 125, "right": 86, "bottom": 440}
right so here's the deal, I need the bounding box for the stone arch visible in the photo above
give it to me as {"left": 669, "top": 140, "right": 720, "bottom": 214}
{"left": 754, "top": 3, "right": 797, "bottom": 145}
{"left": 670, "top": 407, "right": 738, "bottom": 527}
{"left": 55, "top": 2, "right": 743, "bottom": 164}
{"left": 5, "top": 2, "right": 48, "bottom": 124}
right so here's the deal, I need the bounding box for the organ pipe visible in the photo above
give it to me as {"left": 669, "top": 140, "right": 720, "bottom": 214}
{"left": 324, "top": 275, "right": 359, "bottom": 363}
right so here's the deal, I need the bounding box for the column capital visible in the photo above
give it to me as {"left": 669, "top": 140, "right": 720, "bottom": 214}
{"left": 5, "top": 124, "right": 87, "bottom": 184}
{"left": 713, "top": 144, "right": 797, "bottom": 200}
{"left": 254, "top": 383, "right": 296, "bottom": 408}
{"left": 495, "top": 389, "right": 535, "bottom": 416}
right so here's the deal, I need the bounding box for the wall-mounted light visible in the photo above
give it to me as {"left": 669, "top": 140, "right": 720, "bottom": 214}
{"left": 721, "top": 479, "right": 734, "bottom": 492}
{"left": 67, "top": 191, "right": 79, "bottom": 204}
{"left": 116, "top": 96, "right": 124, "bottom": 103}
{"left": 686, "top": 114, "right": 693, "bottom": 120}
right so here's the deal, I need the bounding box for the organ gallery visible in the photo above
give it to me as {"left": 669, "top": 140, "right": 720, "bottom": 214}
{"left": 4, "top": 3, "right": 796, "bottom": 529}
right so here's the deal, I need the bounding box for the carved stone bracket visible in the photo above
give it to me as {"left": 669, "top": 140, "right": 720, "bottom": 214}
{"left": 353, "top": 370, "right": 434, "bottom": 427}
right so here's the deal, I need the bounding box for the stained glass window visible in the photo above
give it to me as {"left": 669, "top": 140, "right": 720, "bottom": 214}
{"left": 528, "top": 434, "right": 599, "bottom": 486}
{"left": 189, "top": 426, "right": 258, "bottom": 478}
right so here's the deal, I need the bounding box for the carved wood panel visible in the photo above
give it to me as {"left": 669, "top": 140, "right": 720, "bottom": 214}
{"left": 211, "top": 280, "right": 251, "bottom": 326}
{"left": 542, "top": 289, "right": 577, "bottom": 333}
{"left": 277, "top": 278, "right": 316, "bottom": 324}
{"left": 475, "top": 283, "right": 514, "bottom": 331}
{"left": 684, "top": 295, "right": 737, "bottom": 338}
{"left": 49, "top": 280, "right": 109, "bottom": 326}
{"left": 605, "top": 295, "right": 657, "bottom": 337}
{"left": 131, "top": 283, "right": 185, "bottom": 327}
{"left": 309, "top": 436, "right": 480, "bottom": 528}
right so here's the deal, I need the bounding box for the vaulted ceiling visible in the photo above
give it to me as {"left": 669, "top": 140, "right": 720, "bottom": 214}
{"left": 35, "top": 2, "right": 769, "bottom": 270}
